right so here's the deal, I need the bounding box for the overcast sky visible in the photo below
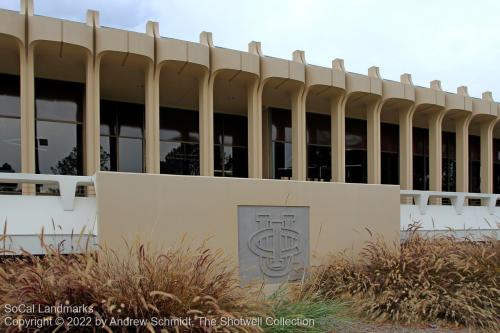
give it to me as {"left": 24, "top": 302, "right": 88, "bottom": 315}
{"left": 1, "top": 0, "right": 499, "bottom": 99}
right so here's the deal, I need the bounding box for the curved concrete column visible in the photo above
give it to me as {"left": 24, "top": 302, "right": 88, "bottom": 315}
{"left": 480, "top": 118, "right": 497, "bottom": 193}
{"left": 399, "top": 105, "right": 415, "bottom": 190}
{"left": 247, "top": 77, "right": 262, "bottom": 178}
{"left": 455, "top": 114, "right": 472, "bottom": 192}
{"left": 145, "top": 59, "right": 159, "bottom": 174}
{"left": 199, "top": 70, "right": 213, "bottom": 176}
{"left": 367, "top": 98, "right": 382, "bottom": 184}
{"left": 428, "top": 109, "right": 447, "bottom": 193}
{"left": 84, "top": 50, "right": 97, "bottom": 175}
{"left": 293, "top": 85, "right": 307, "bottom": 181}
{"left": 22, "top": 47, "right": 36, "bottom": 194}
{"left": 331, "top": 94, "right": 346, "bottom": 182}
{"left": 143, "top": 21, "right": 160, "bottom": 174}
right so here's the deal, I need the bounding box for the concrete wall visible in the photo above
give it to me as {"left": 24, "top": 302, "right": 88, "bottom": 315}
{"left": 96, "top": 172, "right": 400, "bottom": 264}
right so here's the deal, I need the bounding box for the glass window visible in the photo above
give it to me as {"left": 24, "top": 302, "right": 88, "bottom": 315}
{"left": 381, "top": 123, "right": 399, "bottom": 185}
{"left": 469, "top": 135, "right": 480, "bottom": 193}
{"left": 35, "top": 78, "right": 84, "bottom": 177}
{"left": 307, "top": 113, "right": 331, "bottom": 181}
{"left": 35, "top": 121, "right": 82, "bottom": 175}
{"left": 214, "top": 113, "right": 248, "bottom": 178}
{"left": 160, "top": 107, "right": 200, "bottom": 175}
{"left": 413, "top": 127, "right": 429, "bottom": 190}
{"left": 494, "top": 138, "right": 500, "bottom": 194}
{"left": 270, "top": 109, "right": 292, "bottom": 179}
{"left": 346, "top": 118, "right": 367, "bottom": 183}
{"left": 442, "top": 131, "right": 456, "bottom": 192}
{"left": 100, "top": 100, "right": 144, "bottom": 173}
{"left": 0, "top": 74, "right": 21, "bottom": 193}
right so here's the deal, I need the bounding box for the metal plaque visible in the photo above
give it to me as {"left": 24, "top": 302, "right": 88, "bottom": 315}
{"left": 237, "top": 206, "right": 309, "bottom": 284}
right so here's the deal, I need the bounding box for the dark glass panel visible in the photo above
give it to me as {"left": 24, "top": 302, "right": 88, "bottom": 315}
{"left": 381, "top": 123, "right": 399, "bottom": 185}
{"left": 346, "top": 149, "right": 367, "bottom": 183}
{"left": 0, "top": 95, "right": 20, "bottom": 118}
{"left": 35, "top": 78, "right": 83, "bottom": 122}
{"left": 118, "top": 103, "right": 144, "bottom": 138}
{"left": 413, "top": 127, "right": 429, "bottom": 190}
{"left": 273, "top": 141, "right": 292, "bottom": 179}
{"left": 214, "top": 145, "right": 223, "bottom": 176}
{"left": 413, "top": 156, "right": 429, "bottom": 190}
{"left": 232, "top": 146, "right": 248, "bottom": 178}
{"left": 160, "top": 142, "right": 200, "bottom": 176}
{"left": 0, "top": 117, "right": 21, "bottom": 193}
{"left": 494, "top": 139, "right": 500, "bottom": 194}
{"left": 35, "top": 121, "right": 82, "bottom": 175}
{"left": 184, "top": 143, "right": 200, "bottom": 175}
{"left": 160, "top": 141, "right": 184, "bottom": 175}
{"left": 345, "top": 118, "right": 367, "bottom": 150}
{"left": 494, "top": 138, "right": 500, "bottom": 162}
{"left": 413, "top": 127, "right": 429, "bottom": 156}
{"left": 160, "top": 108, "right": 199, "bottom": 143}
{"left": 214, "top": 113, "right": 223, "bottom": 145}
{"left": 221, "top": 114, "right": 247, "bottom": 146}
{"left": 469, "top": 135, "right": 480, "bottom": 161}
{"left": 100, "top": 101, "right": 115, "bottom": 136}
{"left": 381, "top": 123, "right": 399, "bottom": 153}
{"left": 307, "top": 113, "right": 330, "bottom": 146}
{"left": 442, "top": 131, "right": 456, "bottom": 192}
{"left": 100, "top": 136, "right": 112, "bottom": 171}
{"left": 222, "top": 146, "right": 233, "bottom": 176}
{"left": 0, "top": 117, "right": 21, "bottom": 173}
{"left": 0, "top": 74, "right": 20, "bottom": 118}
{"left": 495, "top": 164, "right": 500, "bottom": 194}
{"left": 381, "top": 152, "right": 399, "bottom": 185}
{"left": 118, "top": 137, "right": 143, "bottom": 172}
{"left": 271, "top": 109, "right": 292, "bottom": 142}
{"left": 307, "top": 145, "right": 331, "bottom": 181}
{"left": 345, "top": 118, "right": 367, "bottom": 183}
{"left": 469, "top": 135, "right": 481, "bottom": 193}
{"left": 213, "top": 113, "right": 248, "bottom": 177}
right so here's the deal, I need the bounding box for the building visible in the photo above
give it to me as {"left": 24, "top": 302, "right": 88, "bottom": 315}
{"left": 1, "top": 1, "right": 499, "bottom": 282}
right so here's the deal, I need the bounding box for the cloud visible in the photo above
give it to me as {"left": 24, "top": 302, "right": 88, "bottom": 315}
{"left": 0, "top": 0, "right": 498, "bottom": 98}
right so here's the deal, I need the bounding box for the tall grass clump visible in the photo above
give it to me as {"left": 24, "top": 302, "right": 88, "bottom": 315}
{"left": 305, "top": 228, "right": 500, "bottom": 332}
{"left": 0, "top": 241, "right": 265, "bottom": 332}
{"left": 261, "top": 286, "right": 353, "bottom": 333}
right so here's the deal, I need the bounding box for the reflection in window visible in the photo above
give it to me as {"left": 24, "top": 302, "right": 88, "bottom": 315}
{"left": 413, "top": 127, "right": 429, "bottom": 190}
{"left": 469, "top": 135, "right": 480, "bottom": 193}
{"left": 494, "top": 139, "right": 500, "bottom": 194}
{"left": 35, "top": 79, "right": 84, "bottom": 190}
{"left": 0, "top": 74, "right": 21, "bottom": 193}
{"left": 100, "top": 100, "right": 144, "bottom": 173}
{"left": 345, "top": 118, "right": 367, "bottom": 183}
{"left": 381, "top": 123, "right": 399, "bottom": 185}
{"left": 442, "top": 131, "right": 456, "bottom": 192}
{"left": 307, "top": 113, "right": 331, "bottom": 181}
{"left": 159, "top": 107, "right": 199, "bottom": 175}
{"left": 214, "top": 113, "right": 248, "bottom": 177}
{"left": 270, "top": 109, "right": 292, "bottom": 179}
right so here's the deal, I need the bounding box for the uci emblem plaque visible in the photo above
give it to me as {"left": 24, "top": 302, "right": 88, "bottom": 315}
{"left": 238, "top": 206, "right": 309, "bottom": 283}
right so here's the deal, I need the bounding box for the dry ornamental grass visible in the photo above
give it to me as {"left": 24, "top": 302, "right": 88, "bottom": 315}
{"left": 0, "top": 241, "right": 266, "bottom": 333}
{"left": 305, "top": 228, "right": 500, "bottom": 332}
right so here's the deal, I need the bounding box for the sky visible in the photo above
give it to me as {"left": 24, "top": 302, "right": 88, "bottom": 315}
{"left": 1, "top": 0, "right": 499, "bottom": 99}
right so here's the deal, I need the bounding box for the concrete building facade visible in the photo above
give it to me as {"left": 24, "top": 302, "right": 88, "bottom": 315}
{"left": 0, "top": 1, "right": 499, "bottom": 278}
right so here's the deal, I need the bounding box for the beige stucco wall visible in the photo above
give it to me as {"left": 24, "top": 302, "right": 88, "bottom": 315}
{"left": 96, "top": 172, "right": 400, "bottom": 264}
